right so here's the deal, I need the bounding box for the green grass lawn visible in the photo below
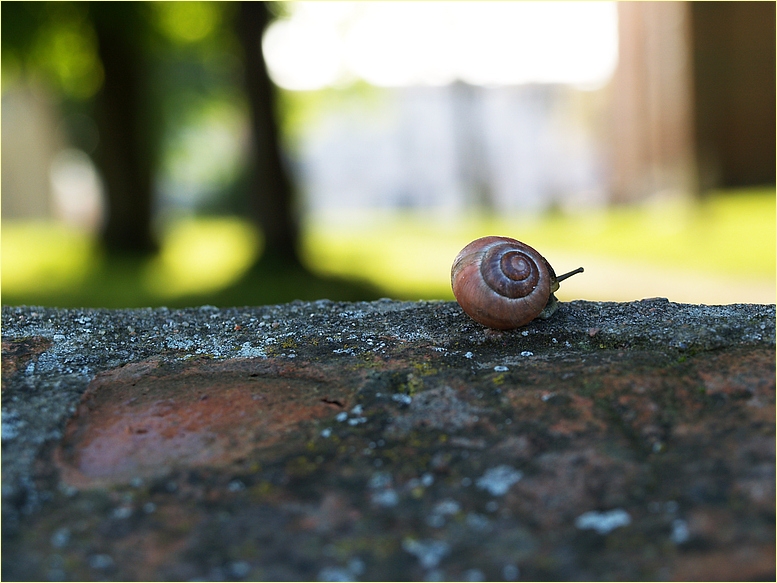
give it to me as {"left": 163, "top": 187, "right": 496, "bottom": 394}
{"left": 305, "top": 188, "right": 775, "bottom": 302}
{"left": 2, "top": 189, "right": 774, "bottom": 308}
{"left": 1, "top": 216, "right": 382, "bottom": 309}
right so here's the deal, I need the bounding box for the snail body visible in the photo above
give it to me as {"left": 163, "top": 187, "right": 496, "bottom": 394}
{"left": 451, "top": 236, "right": 582, "bottom": 330}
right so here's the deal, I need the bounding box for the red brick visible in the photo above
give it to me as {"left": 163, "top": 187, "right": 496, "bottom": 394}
{"left": 54, "top": 358, "right": 359, "bottom": 488}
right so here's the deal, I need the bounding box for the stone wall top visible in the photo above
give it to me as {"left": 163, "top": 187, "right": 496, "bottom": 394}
{"left": 2, "top": 299, "right": 775, "bottom": 580}
{"left": 3, "top": 299, "right": 774, "bottom": 373}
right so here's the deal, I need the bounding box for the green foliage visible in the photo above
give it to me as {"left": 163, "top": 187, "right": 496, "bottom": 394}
{"left": 151, "top": 2, "right": 224, "bottom": 45}
{"left": 2, "top": 2, "right": 102, "bottom": 99}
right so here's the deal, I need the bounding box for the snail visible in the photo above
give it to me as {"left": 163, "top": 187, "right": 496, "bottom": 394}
{"left": 451, "top": 236, "right": 583, "bottom": 330}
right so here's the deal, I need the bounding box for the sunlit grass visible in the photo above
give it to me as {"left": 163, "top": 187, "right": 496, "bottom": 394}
{"left": 143, "top": 217, "right": 261, "bottom": 298}
{"left": 1, "top": 215, "right": 378, "bottom": 308}
{"left": 2, "top": 189, "right": 775, "bottom": 307}
{"left": 303, "top": 189, "right": 776, "bottom": 304}
{"left": 517, "top": 191, "right": 776, "bottom": 277}
{"left": 1, "top": 217, "right": 261, "bottom": 304}
{"left": 1, "top": 221, "right": 97, "bottom": 293}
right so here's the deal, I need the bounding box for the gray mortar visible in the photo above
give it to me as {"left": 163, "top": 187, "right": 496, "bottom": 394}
{"left": 2, "top": 298, "right": 775, "bottom": 522}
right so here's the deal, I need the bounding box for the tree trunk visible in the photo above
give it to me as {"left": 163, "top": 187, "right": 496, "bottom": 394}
{"left": 236, "top": 1, "right": 301, "bottom": 269}
{"left": 609, "top": 2, "right": 697, "bottom": 203}
{"left": 691, "top": 1, "right": 776, "bottom": 190}
{"left": 90, "top": 3, "right": 157, "bottom": 254}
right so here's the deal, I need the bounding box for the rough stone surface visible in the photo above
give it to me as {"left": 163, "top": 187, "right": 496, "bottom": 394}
{"left": 2, "top": 299, "right": 775, "bottom": 581}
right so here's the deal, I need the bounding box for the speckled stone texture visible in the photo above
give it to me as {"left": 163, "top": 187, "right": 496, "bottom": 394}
{"left": 2, "top": 299, "right": 775, "bottom": 581}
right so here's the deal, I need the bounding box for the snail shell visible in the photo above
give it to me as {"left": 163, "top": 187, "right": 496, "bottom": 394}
{"left": 451, "top": 236, "right": 579, "bottom": 330}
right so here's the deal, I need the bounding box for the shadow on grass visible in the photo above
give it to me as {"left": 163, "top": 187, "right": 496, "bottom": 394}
{"left": 1, "top": 253, "right": 387, "bottom": 309}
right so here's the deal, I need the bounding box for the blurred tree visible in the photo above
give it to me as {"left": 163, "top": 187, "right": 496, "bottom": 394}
{"left": 691, "top": 1, "right": 776, "bottom": 190}
{"left": 3, "top": 1, "right": 302, "bottom": 267}
{"left": 88, "top": 2, "right": 158, "bottom": 254}
{"left": 1, "top": 2, "right": 158, "bottom": 253}
{"left": 235, "top": 1, "right": 301, "bottom": 269}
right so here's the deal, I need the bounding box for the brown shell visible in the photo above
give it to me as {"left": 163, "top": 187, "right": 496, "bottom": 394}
{"left": 451, "top": 236, "right": 556, "bottom": 330}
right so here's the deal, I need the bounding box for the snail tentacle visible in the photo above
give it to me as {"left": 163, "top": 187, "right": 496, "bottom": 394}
{"left": 556, "top": 267, "right": 584, "bottom": 283}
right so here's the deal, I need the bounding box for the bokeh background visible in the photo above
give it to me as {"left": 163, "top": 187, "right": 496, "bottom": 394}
{"left": 2, "top": 1, "right": 775, "bottom": 309}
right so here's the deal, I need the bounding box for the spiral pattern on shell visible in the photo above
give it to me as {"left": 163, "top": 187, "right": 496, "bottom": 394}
{"left": 451, "top": 236, "right": 556, "bottom": 330}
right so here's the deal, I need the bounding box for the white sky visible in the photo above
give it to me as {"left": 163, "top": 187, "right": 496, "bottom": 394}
{"left": 262, "top": 2, "right": 619, "bottom": 90}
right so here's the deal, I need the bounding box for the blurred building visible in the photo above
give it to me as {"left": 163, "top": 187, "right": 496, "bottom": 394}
{"left": 1, "top": 85, "right": 61, "bottom": 219}
{"left": 295, "top": 1, "right": 776, "bottom": 214}
{"left": 1, "top": 2, "right": 774, "bottom": 223}
{"left": 1, "top": 84, "right": 105, "bottom": 229}
{"left": 299, "top": 82, "right": 606, "bottom": 213}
